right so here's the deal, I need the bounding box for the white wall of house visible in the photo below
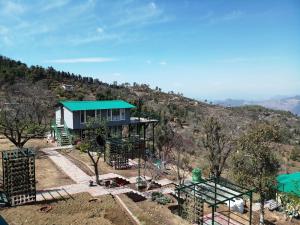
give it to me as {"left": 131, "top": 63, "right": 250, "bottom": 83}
{"left": 64, "top": 107, "right": 73, "bottom": 129}
{"left": 55, "top": 108, "right": 61, "bottom": 124}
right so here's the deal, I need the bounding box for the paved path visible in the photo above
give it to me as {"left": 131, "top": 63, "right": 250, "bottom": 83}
{"left": 128, "top": 176, "right": 151, "bottom": 184}
{"left": 42, "top": 145, "right": 73, "bottom": 151}
{"left": 155, "top": 178, "right": 174, "bottom": 186}
{"left": 38, "top": 147, "right": 173, "bottom": 202}
{"left": 38, "top": 147, "right": 147, "bottom": 202}
{"left": 41, "top": 148, "right": 91, "bottom": 184}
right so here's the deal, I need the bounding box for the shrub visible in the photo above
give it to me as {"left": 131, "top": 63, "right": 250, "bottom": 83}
{"left": 151, "top": 192, "right": 172, "bottom": 205}
{"left": 290, "top": 146, "right": 300, "bottom": 162}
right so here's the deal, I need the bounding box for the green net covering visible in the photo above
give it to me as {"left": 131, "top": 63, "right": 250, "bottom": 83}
{"left": 192, "top": 168, "right": 202, "bottom": 183}
{"left": 277, "top": 172, "right": 300, "bottom": 196}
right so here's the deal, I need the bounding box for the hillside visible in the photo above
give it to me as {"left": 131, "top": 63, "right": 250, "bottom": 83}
{"left": 1, "top": 55, "right": 300, "bottom": 172}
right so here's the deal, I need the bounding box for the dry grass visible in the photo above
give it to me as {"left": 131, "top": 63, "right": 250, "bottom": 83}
{"left": 0, "top": 136, "right": 52, "bottom": 152}
{"left": 119, "top": 194, "right": 190, "bottom": 225}
{"left": 35, "top": 150, "right": 74, "bottom": 190}
{"left": 0, "top": 136, "right": 74, "bottom": 190}
{"left": 0, "top": 193, "right": 135, "bottom": 225}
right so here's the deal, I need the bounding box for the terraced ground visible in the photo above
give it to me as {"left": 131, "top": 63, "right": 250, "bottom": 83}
{"left": 0, "top": 193, "right": 134, "bottom": 225}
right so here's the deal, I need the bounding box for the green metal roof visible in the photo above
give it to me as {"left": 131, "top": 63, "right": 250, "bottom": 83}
{"left": 60, "top": 100, "right": 135, "bottom": 111}
{"left": 277, "top": 172, "right": 300, "bottom": 197}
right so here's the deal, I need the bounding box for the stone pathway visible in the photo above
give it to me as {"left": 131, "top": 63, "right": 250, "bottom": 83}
{"left": 154, "top": 178, "right": 174, "bottom": 186}
{"left": 42, "top": 149, "right": 91, "bottom": 184}
{"left": 37, "top": 147, "right": 147, "bottom": 202}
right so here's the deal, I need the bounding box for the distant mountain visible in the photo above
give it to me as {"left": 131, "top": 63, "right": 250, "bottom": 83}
{"left": 216, "top": 96, "right": 300, "bottom": 115}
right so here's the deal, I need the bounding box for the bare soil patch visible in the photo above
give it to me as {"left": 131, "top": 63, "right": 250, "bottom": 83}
{"left": 0, "top": 136, "right": 52, "bottom": 152}
{"left": 0, "top": 137, "right": 74, "bottom": 190}
{"left": 119, "top": 193, "right": 190, "bottom": 225}
{"left": 0, "top": 193, "right": 135, "bottom": 225}
{"left": 61, "top": 148, "right": 182, "bottom": 182}
{"left": 62, "top": 148, "right": 149, "bottom": 178}
{"left": 253, "top": 209, "right": 300, "bottom": 225}
{"left": 35, "top": 150, "right": 74, "bottom": 189}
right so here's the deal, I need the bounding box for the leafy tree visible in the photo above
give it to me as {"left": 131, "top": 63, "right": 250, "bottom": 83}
{"left": 80, "top": 118, "right": 108, "bottom": 185}
{"left": 202, "top": 117, "right": 233, "bottom": 179}
{"left": 231, "top": 123, "right": 281, "bottom": 225}
{"left": 290, "top": 146, "right": 300, "bottom": 162}
{"left": 0, "top": 82, "right": 54, "bottom": 148}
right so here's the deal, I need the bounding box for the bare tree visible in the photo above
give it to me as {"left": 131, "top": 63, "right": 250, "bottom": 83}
{"left": 143, "top": 152, "right": 164, "bottom": 190}
{"left": 0, "top": 82, "right": 54, "bottom": 148}
{"left": 169, "top": 134, "right": 192, "bottom": 185}
{"left": 157, "top": 122, "right": 191, "bottom": 184}
{"left": 202, "top": 116, "right": 233, "bottom": 179}
{"left": 156, "top": 121, "right": 178, "bottom": 163}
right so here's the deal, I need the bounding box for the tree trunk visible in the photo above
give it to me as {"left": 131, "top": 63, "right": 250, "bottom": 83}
{"left": 88, "top": 151, "right": 101, "bottom": 185}
{"left": 259, "top": 195, "right": 265, "bottom": 225}
{"left": 94, "top": 163, "right": 100, "bottom": 185}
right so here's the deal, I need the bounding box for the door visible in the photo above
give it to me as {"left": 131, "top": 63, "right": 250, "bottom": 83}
{"left": 61, "top": 107, "right": 64, "bottom": 125}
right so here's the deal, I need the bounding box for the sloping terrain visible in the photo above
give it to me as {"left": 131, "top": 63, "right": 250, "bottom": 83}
{"left": 0, "top": 193, "right": 134, "bottom": 225}
{"left": 1, "top": 55, "right": 300, "bottom": 172}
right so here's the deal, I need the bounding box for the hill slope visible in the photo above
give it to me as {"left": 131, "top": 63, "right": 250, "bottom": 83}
{"left": 1, "top": 55, "right": 300, "bottom": 158}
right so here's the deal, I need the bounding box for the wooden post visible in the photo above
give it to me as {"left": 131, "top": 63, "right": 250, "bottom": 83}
{"left": 249, "top": 192, "right": 253, "bottom": 225}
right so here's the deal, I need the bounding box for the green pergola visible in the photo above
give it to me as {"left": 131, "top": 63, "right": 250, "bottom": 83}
{"left": 176, "top": 177, "right": 254, "bottom": 225}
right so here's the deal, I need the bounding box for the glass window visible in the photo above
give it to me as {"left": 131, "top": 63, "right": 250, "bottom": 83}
{"left": 120, "top": 109, "right": 125, "bottom": 120}
{"left": 96, "top": 110, "right": 101, "bottom": 119}
{"left": 86, "top": 110, "right": 95, "bottom": 121}
{"left": 112, "top": 109, "right": 120, "bottom": 121}
{"left": 107, "top": 109, "right": 112, "bottom": 121}
{"left": 80, "top": 111, "right": 85, "bottom": 123}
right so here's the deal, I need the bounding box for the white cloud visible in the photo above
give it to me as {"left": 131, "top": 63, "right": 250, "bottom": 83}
{"left": 217, "top": 56, "right": 281, "bottom": 64}
{"left": 70, "top": 32, "right": 121, "bottom": 45}
{"left": 199, "top": 10, "right": 244, "bottom": 25}
{"left": 159, "top": 61, "right": 167, "bottom": 65}
{"left": 221, "top": 10, "right": 243, "bottom": 21}
{"left": 41, "top": 0, "right": 70, "bottom": 11}
{"left": 149, "top": 2, "right": 156, "bottom": 10}
{"left": 0, "top": 1, "right": 25, "bottom": 15}
{"left": 114, "top": 1, "right": 170, "bottom": 27}
{"left": 0, "top": 25, "right": 12, "bottom": 46}
{"left": 96, "top": 27, "right": 104, "bottom": 33}
{"left": 0, "top": 0, "right": 173, "bottom": 48}
{"left": 46, "top": 57, "right": 116, "bottom": 64}
{"left": 0, "top": 25, "right": 9, "bottom": 35}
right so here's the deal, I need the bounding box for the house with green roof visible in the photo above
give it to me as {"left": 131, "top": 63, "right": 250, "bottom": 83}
{"left": 52, "top": 100, "right": 158, "bottom": 146}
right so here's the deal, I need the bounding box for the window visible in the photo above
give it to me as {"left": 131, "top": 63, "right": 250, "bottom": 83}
{"left": 86, "top": 110, "right": 95, "bottom": 122}
{"left": 107, "top": 109, "right": 112, "bottom": 121}
{"left": 80, "top": 110, "right": 97, "bottom": 124}
{"left": 80, "top": 111, "right": 85, "bottom": 123}
{"left": 120, "top": 109, "right": 125, "bottom": 120}
{"left": 96, "top": 110, "right": 101, "bottom": 119}
{"left": 112, "top": 109, "right": 120, "bottom": 121}
{"left": 105, "top": 109, "right": 125, "bottom": 121}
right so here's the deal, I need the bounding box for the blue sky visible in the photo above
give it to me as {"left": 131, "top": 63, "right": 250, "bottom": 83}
{"left": 0, "top": 0, "right": 299, "bottom": 100}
